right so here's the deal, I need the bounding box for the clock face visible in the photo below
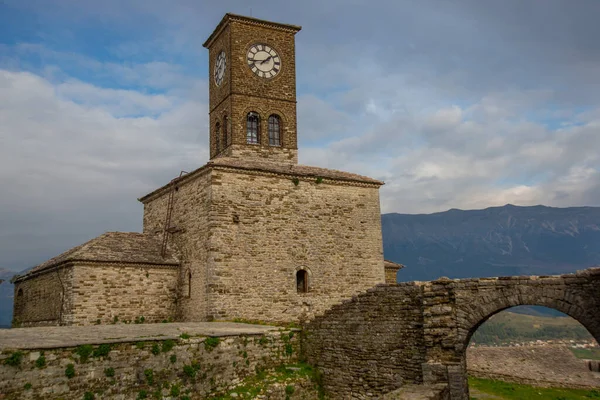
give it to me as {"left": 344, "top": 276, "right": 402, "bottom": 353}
{"left": 214, "top": 51, "right": 226, "bottom": 86}
{"left": 246, "top": 44, "right": 281, "bottom": 79}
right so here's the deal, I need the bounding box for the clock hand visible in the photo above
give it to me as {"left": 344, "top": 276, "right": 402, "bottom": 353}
{"left": 260, "top": 56, "right": 272, "bottom": 65}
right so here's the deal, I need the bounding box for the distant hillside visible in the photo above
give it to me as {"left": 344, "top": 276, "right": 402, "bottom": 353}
{"left": 382, "top": 204, "right": 600, "bottom": 282}
{"left": 0, "top": 268, "right": 16, "bottom": 327}
{"left": 471, "top": 311, "right": 593, "bottom": 345}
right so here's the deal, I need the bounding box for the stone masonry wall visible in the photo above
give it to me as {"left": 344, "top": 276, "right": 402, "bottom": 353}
{"left": 303, "top": 283, "right": 426, "bottom": 399}
{"left": 207, "top": 18, "right": 299, "bottom": 163}
{"left": 142, "top": 170, "right": 212, "bottom": 321}
{"left": 0, "top": 329, "right": 299, "bottom": 399}
{"left": 303, "top": 268, "right": 600, "bottom": 400}
{"left": 70, "top": 263, "right": 178, "bottom": 326}
{"left": 208, "top": 168, "right": 385, "bottom": 322}
{"left": 13, "top": 266, "right": 74, "bottom": 327}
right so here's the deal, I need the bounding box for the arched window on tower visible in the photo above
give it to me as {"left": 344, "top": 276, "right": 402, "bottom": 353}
{"left": 268, "top": 114, "right": 281, "bottom": 146}
{"left": 223, "top": 115, "right": 229, "bottom": 146}
{"left": 17, "top": 288, "right": 23, "bottom": 298}
{"left": 296, "top": 270, "right": 308, "bottom": 293}
{"left": 215, "top": 121, "right": 221, "bottom": 153}
{"left": 247, "top": 112, "right": 260, "bottom": 144}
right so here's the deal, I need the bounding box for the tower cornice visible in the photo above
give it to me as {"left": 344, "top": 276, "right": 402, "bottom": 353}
{"left": 203, "top": 13, "right": 302, "bottom": 49}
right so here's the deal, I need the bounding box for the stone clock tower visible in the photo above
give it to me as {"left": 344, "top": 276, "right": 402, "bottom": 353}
{"left": 12, "top": 13, "right": 388, "bottom": 328}
{"left": 203, "top": 14, "right": 302, "bottom": 164}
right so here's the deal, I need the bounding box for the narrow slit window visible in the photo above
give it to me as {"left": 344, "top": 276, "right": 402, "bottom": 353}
{"left": 186, "top": 270, "right": 192, "bottom": 298}
{"left": 268, "top": 114, "right": 281, "bottom": 146}
{"left": 247, "top": 112, "right": 260, "bottom": 144}
{"left": 223, "top": 115, "right": 229, "bottom": 146}
{"left": 215, "top": 122, "right": 221, "bottom": 153}
{"left": 296, "top": 270, "right": 308, "bottom": 293}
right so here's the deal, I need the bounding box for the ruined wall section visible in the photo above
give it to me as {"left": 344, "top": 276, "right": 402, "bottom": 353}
{"left": 0, "top": 329, "right": 299, "bottom": 400}
{"left": 208, "top": 168, "right": 385, "bottom": 322}
{"left": 12, "top": 266, "right": 74, "bottom": 327}
{"left": 70, "top": 263, "right": 178, "bottom": 325}
{"left": 303, "top": 283, "right": 427, "bottom": 398}
{"left": 141, "top": 170, "right": 213, "bottom": 321}
{"left": 303, "top": 268, "right": 600, "bottom": 400}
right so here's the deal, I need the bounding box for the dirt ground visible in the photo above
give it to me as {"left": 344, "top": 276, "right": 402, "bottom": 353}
{"left": 467, "top": 345, "right": 600, "bottom": 388}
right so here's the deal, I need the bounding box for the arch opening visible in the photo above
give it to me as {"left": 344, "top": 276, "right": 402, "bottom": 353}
{"left": 246, "top": 112, "right": 260, "bottom": 144}
{"left": 296, "top": 269, "right": 308, "bottom": 293}
{"left": 465, "top": 305, "right": 600, "bottom": 397}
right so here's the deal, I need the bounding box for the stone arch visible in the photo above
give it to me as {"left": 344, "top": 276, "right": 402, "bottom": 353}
{"left": 443, "top": 277, "right": 600, "bottom": 400}
{"left": 239, "top": 105, "right": 265, "bottom": 144}
{"left": 266, "top": 108, "right": 288, "bottom": 146}
{"left": 455, "top": 282, "right": 600, "bottom": 353}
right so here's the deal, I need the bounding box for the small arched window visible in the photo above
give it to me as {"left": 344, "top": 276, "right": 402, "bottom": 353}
{"left": 296, "top": 270, "right": 308, "bottom": 293}
{"left": 17, "top": 288, "right": 23, "bottom": 298}
{"left": 215, "top": 122, "right": 221, "bottom": 153}
{"left": 247, "top": 112, "right": 260, "bottom": 144}
{"left": 268, "top": 114, "right": 281, "bottom": 146}
{"left": 223, "top": 115, "right": 229, "bottom": 146}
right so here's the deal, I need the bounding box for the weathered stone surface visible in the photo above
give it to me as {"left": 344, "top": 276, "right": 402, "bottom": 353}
{"left": 0, "top": 322, "right": 286, "bottom": 350}
{"left": 13, "top": 262, "right": 178, "bottom": 327}
{"left": 141, "top": 162, "right": 385, "bottom": 324}
{"left": 205, "top": 14, "right": 300, "bottom": 164}
{"left": 303, "top": 268, "right": 600, "bottom": 399}
{"left": 0, "top": 323, "right": 300, "bottom": 399}
{"left": 467, "top": 345, "right": 600, "bottom": 389}
{"left": 12, "top": 13, "right": 386, "bottom": 328}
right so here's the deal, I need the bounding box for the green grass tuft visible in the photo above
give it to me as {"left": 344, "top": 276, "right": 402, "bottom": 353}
{"left": 65, "top": 363, "right": 75, "bottom": 379}
{"left": 3, "top": 351, "right": 23, "bottom": 367}
{"left": 204, "top": 337, "right": 220, "bottom": 351}
{"left": 469, "top": 377, "right": 600, "bottom": 399}
{"left": 75, "top": 345, "right": 94, "bottom": 363}
{"left": 569, "top": 347, "right": 600, "bottom": 360}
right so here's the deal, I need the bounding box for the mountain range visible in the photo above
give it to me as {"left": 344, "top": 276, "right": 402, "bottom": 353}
{"left": 1, "top": 204, "right": 599, "bottom": 327}
{"left": 385, "top": 204, "right": 600, "bottom": 282}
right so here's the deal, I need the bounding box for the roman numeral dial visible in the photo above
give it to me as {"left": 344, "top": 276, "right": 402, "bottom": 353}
{"left": 214, "top": 50, "right": 226, "bottom": 86}
{"left": 246, "top": 44, "right": 281, "bottom": 79}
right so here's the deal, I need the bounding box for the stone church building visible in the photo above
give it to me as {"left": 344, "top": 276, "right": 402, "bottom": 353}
{"left": 12, "top": 14, "right": 402, "bottom": 327}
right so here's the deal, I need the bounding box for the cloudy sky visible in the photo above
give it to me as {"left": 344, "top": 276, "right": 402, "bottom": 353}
{"left": 1, "top": 0, "right": 599, "bottom": 271}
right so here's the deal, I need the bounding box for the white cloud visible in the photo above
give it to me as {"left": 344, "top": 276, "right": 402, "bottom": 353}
{"left": 2, "top": 0, "right": 600, "bottom": 271}
{"left": 0, "top": 68, "right": 208, "bottom": 269}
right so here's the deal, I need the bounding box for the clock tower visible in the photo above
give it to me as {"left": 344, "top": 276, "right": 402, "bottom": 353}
{"left": 203, "top": 14, "right": 302, "bottom": 164}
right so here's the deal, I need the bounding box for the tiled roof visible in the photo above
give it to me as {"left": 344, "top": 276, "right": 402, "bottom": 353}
{"left": 384, "top": 260, "right": 405, "bottom": 270}
{"left": 139, "top": 157, "right": 384, "bottom": 203}
{"left": 17, "top": 232, "right": 179, "bottom": 281}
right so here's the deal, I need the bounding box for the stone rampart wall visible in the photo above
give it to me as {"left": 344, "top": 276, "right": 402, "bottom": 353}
{"left": 0, "top": 329, "right": 299, "bottom": 399}
{"left": 303, "top": 283, "right": 426, "bottom": 398}
{"left": 70, "top": 263, "right": 178, "bottom": 325}
{"left": 13, "top": 266, "right": 74, "bottom": 327}
{"left": 303, "top": 268, "right": 600, "bottom": 400}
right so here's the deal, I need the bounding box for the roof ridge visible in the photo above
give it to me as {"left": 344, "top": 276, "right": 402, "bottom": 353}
{"left": 16, "top": 231, "right": 180, "bottom": 282}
